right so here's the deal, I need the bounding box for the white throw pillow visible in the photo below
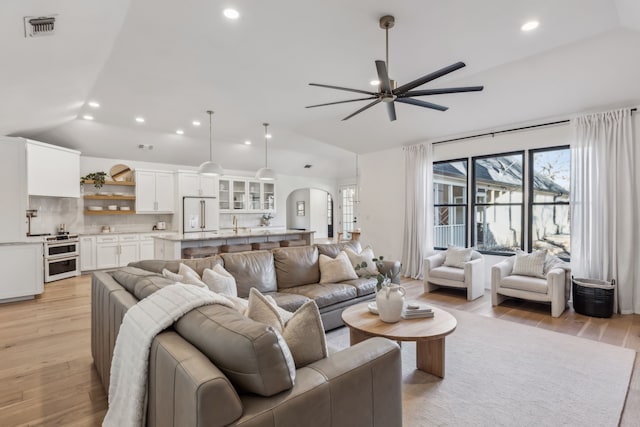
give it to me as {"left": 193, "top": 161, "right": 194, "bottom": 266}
{"left": 512, "top": 250, "right": 547, "bottom": 277}
{"left": 162, "top": 264, "right": 207, "bottom": 288}
{"left": 344, "top": 246, "right": 379, "bottom": 277}
{"left": 318, "top": 251, "right": 358, "bottom": 284}
{"left": 246, "top": 288, "right": 327, "bottom": 368}
{"left": 202, "top": 264, "right": 238, "bottom": 297}
{"left": 443, "top": 246, "right": 473, "bottom": 268}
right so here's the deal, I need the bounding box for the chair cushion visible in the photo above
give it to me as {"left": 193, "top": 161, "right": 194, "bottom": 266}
{"left": 272, "top": 246, "right": 320, "bottom": 289}
{"left": 220, "top": 251, "right": 277, "bottom": 297}
{"left": 429, "top": 265, "right": 465, "bottom": 282}
{"left": 280, "top": 283, "right": 357, "bottom": 308}
{"left": 443, "top": 246, "right": 472, "bottom": 268}
{"left": 318, "top": 252, "right": 358, "bottom": 284}
{"left": 512, "top": 250, "right": 546, "bottom": 277}
{"left": 501, "top": 275, "right": 548, "bottom": 294}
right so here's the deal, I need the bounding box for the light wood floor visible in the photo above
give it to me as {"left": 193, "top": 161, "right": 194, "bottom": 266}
{"left": 0, "top": 274, "right": 637, "bottom": 426}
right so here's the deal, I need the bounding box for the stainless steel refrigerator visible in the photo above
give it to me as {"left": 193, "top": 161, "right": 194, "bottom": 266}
{"left": 183, "top": 196, "right": 219, "bottom": 233}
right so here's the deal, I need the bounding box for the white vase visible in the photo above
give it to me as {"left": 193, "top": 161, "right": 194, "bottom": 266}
{"left": 376, "top": 284, "right": 406, "bottom": 323}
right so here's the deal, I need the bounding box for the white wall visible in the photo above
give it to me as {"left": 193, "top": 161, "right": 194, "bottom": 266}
{"left": 310, "top": 189, "right": 328, "bottom": 239}
{"left": 287, "top": 189, "right": 310, "bottom": 230}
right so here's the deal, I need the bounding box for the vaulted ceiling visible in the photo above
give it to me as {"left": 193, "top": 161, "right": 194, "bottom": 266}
{"left": 2, "top": 0, "right": 639, "bottom": 177}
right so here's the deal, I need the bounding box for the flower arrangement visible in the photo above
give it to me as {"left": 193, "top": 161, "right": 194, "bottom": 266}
{"left": 261, "top": 213, "right": 274, "bottom": 226}
{"left": 354, "top": 256, "right": 391, "bottom": 291}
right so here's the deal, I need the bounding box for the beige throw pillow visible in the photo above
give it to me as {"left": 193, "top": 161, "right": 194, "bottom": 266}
{"left": 162, "top": 265, "right": 207, "bottom": 288}
{"left": 512, "top": 250, "right": 547, "bottom": 277}
{"left": 443, "top": 246, "right": 473, "bottom": 268}
{"left": 202, "top": 264, "right": 238, "bottom": 297}
{"left": 344, "top": 246, "right": 379, "bottom": 277}
{"left": 319, "top": 251, "right": 358, "bottom": 284}
{"left": 246, "top": 288, "right": 328, "bottom": 368}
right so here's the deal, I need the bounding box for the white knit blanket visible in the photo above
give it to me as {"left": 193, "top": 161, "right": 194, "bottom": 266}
{"left": 102, "top": 284, "right": 233, "bottom": 427}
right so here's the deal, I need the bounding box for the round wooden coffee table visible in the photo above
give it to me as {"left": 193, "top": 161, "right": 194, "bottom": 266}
{"left": 341, "top": 302, "right": 457, "bottom": 378}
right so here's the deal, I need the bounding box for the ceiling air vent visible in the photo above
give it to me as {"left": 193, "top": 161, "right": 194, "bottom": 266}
{"left": 24, "top": 15, "right": 57, "bottom": 38}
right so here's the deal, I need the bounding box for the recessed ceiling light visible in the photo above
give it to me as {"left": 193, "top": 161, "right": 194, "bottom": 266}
{"left": 521, "top": 20, "right": 539, "bottom": 32}
{"left": 192, "top": 120, "right": 201, "bottom": 126}
{"left": 176, "top": 129, "right": 184, "bottom": 135}
{"left": 244, "top": 140, "right": 252, "bottom": 145}
{"left": 82, "top": 115, "right": 94, "bottom": 120}
{"left": 223, "top": 8, "right": 240, "bottom": 20}
{"left": 370, "top": 80, "right": 380, "bottom": 86}
{"left": 88, "top": 101, "right": 100, "bottom": 108}
{"left": 265, "top": 133, "right": 272, "bottom": 139}
{"left": 135, "top": 117, "right": 145, "bottom": 123}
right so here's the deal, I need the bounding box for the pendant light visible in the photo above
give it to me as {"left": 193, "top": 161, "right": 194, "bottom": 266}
{"left": 255, "top": 122, "right": 276, "bottom": 181}
{"left": 198, "top": 110, "right": 224, "bottom": 176}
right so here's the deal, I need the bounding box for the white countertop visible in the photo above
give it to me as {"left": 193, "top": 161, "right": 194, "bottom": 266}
{"left": 154, "top": 229, "right": 313, "bottom": 242}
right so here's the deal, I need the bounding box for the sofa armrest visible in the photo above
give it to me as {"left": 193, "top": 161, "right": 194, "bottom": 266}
{"left": 492, "top": 256, "right": 515, "bottom": 282}
{"left": 547, "top": 267, "right": 569, "bottom": 316}
{"left": 425, "top": 252, "right": 446, "bottom": 272}
{"left": 149, "top": 331, "right": 243, "bottom": 427}
{"left": 464, "top": 256, "right": 485, "bottom": 299}
{"left": 379, "top": 260, "right": 402, "bottom": 284}
{"left": 308, "top": 337, "right": 402, "bottom": 427}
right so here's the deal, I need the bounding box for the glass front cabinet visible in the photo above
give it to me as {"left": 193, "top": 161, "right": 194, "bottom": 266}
{"left": 219, "top": 177, "right": 275, "bottom": 213}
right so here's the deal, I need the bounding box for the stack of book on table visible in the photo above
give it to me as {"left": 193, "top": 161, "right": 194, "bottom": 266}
{"left": 401, "top": 302, "right": 434, "bottom": 319}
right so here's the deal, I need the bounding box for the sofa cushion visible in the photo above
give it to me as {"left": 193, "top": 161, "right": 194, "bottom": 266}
{"left": 202, "top": 264, "right": 238, "bottom": 297}
{"left": 342, "top": 277, "right": 379, "bottom": 297}
{"left": 220, "top": 251, "right": 277, "bottom": 297}
{"left": 246, "top": 288, "right": 328, "bottom": 369}
{"left": 174, "top": 303, "right": 296, "bottom": 397}
{"left": 133, "top": 275, "right": 177, "bottom": 300}
{"left": 512, "top": 250, "right": 546, "bottom": 277}
{"left": 344, "top": 246, "right": 379, "bottom": 277}
{"left": 128, "top": 256, "right": 223, "bottom": 277}
{"left": 161, "top": 264, "right": 208, "bottom": 288}
{"left": 272, "top": 246, "right": 320, "bottom": 289}
{"left": 280, "top": 283, "right": 357, "bottom": 308}
{"left": 111, "top": 266, "right": 160, "bottom": 294}
{"left": 315, "top": 241, "right": 362, "bottom": 258}
{"left": 501, "top": 275, "right": 548, "bottom": 294}
{"left": 267, "top": 292, "right": 310, "bottom": 312}
{"left": 429, "top": 265, "right": 466, "bottom": 282}
{"left": 319, "top": 252, "right": 358, "bottom": 284}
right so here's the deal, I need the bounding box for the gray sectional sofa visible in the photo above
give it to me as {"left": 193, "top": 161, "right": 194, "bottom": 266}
{"left": 92, "top": 242, "right": 403, "bottom": 426}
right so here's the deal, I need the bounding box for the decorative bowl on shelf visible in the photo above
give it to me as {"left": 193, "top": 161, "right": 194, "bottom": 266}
{"left": 87, "top": 206, "right": 103, "bottom": 211}
{"left": 107, "top": 205, "right": 118, "bottom": 211}
{"left": 98, "top": 192, "right": 110, "bottom": 196}
{"left": 112, "top": 192, "right": 124, "bottom": 196}
{"left": 120, "top": 206, "right": 131, "bottom": 211}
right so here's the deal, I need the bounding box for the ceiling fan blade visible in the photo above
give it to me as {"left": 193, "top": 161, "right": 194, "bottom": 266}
{"left": 375, "top": 60, "right": 392, "bottom": 93}
{"left": 305, "top": 96, "right": 377, "bottom": 108}
{"left": 342, "top": 99, "right": 382, "bottom": 121}
{"left": 394, "top": 62, "right": 466, "bottom": 95}
{"left": 386, "top": 102, "right": 397, "bottom": 121}
{"left": 309, "top": 83, "right": 376, "bottom": 96}
{"left": 396, "top": 97, "right": 448, "bottom": 112}
{"left": 402, "top": 86, "right": 484, "bottom": 97}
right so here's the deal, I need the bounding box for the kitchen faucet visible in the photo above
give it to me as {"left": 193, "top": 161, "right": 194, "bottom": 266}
{"left": 232, "top": 215, "right": 238, "bottom": 233}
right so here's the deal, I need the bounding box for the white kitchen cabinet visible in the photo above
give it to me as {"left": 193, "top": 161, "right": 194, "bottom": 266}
{"left": 219, "top": 177, "right": 276, "bottom": 213}
{"left": 0, "top": 137, "right": 28, "bottom": 242}
{"left": 135, "top": 170, "right": 175, "bottom": 214}
{"left": 80, "top": 236, "right": 97, "bottom": 271}
{"left": 178, "top": 172, "right": 218, "bottom": 197}
{"left": 139, "top": 235, "right": 155, "bottom": 260}
{"left": 26, "top": 140, "right": 80, "bottom": 198}
{"left": 0, "top": 243, "right": 44, "bottom": 302}
{"left": 95, "top": 234, "right": 140, "bottom": 268}
{"left": 118, "top": 234, "right": 139, "bottom": 266}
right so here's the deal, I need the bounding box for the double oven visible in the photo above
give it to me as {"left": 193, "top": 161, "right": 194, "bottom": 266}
{"left": 44, "top": 234, "right": 80, "bottom": 282}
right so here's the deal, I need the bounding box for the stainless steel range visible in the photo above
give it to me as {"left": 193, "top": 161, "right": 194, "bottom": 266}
{"left": 44, "top": 233, "right": 80, "bottom": 282}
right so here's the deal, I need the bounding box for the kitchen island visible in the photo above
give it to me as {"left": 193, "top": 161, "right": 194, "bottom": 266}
{"left": 152, "top": 229, "right": 314, "bottom": 260}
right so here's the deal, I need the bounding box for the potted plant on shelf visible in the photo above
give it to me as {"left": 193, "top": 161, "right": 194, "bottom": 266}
{"left": 261, "top": 213, "right": 274, "bottom": 226}
{"left": 80, "top": 172, "right": 108, "bottom": 189}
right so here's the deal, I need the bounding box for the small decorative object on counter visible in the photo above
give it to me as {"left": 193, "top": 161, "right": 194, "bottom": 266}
{"left": 376, "top": 284, "right": 406, "bottom": 323}
{"left": 261, "top": 213, "right": 273, "bottom": 226}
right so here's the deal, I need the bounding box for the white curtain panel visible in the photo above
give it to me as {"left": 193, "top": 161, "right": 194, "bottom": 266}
{"left": 401, "top": 143, "right": 433, "bottom": 279}
{"left": 571, "top": 108, "right": 639, "bottom": 314}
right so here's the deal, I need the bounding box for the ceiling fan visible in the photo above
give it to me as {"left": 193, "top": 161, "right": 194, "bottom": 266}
{"left": 306, "top": 15, "right": 484, "bottom": 122}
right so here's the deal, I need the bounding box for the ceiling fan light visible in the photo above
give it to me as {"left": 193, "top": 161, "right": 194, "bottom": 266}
{"left": 198, "top": 161, "right": 224, "bottom": 176}
{"left": 256, "top": 167, "right": 276, "bottom": 181}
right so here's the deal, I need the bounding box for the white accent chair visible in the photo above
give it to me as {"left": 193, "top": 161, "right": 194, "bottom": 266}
{"left": 491, "top": 256, "right": 569, "bottom": 317}
{"left": 423, "top": 250, "right": 485, "bottom": 300}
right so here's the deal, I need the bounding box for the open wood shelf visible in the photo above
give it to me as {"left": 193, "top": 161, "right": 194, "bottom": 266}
{"left": 83, "top": 195, "right": 136, "bottom": 200}
{"left": 85, "top": 210, "right": 136, "bottom": 215}
{"left": 82, "top": 180, "right": 135, "bottom": 186}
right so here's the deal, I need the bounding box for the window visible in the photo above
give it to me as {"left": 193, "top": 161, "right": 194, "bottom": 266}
{"left": 529, "top": 147, "right": 570, "bottom": 259}
{"left": 472, "top": 152, "right": 524, "bottom": 253}
{"left": 340, "top": 184, "right": 356, "bottom": 234}
{"left": 433, "top": 159, "right": 468, "bottom": 248}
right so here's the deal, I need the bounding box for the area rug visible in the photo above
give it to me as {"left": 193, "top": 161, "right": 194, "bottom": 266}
{"left": 326, "top": 308, "right": 636, "bottom": 427}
